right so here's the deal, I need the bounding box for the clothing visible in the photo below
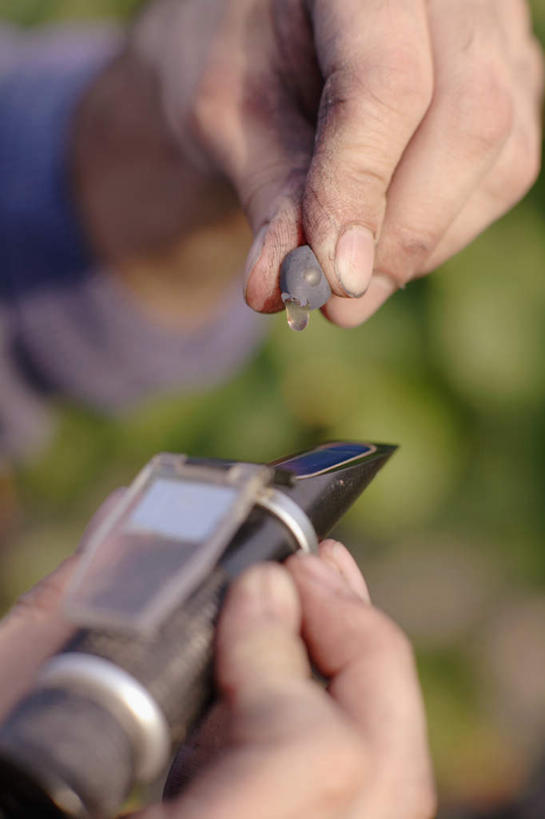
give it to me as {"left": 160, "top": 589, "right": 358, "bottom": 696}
{"left": 0, "top": 24, "right": 265, "bottom": 459}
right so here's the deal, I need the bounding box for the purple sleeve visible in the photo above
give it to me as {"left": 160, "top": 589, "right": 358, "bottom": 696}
{"left": 0, "top": 25, "right": 266, "bottom": 459}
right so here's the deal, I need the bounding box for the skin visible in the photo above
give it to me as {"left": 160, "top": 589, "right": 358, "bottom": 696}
{"left": 0, "top": 539, "right": 435, "bottom": 819}
{"left": 74, "top": 0, "right": 543, "bottom": 328}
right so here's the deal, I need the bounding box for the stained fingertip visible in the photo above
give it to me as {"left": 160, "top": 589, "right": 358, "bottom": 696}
{"left": 244, "top": 225, "right": 301, "bottom": 314}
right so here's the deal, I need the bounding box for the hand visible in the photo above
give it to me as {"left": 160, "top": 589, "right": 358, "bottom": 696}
{"left": 0, "top": 541, "right": 435, "bottom": 819}
{"left": 137, "top": 539, "right": 436, "bottom": 818}
{"left": 132, "top": 0, "right": 543, "bottom": 327}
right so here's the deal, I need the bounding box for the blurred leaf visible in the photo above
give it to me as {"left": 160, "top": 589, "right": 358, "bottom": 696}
{"left": 430, "top": 203, "right": 545, "bottom": 412}
{"left": 331, "top": 365, "right": 464, "bottom": 534}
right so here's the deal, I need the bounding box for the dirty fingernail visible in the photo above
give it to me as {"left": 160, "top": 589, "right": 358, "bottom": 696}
{"left": 335, "top": 225, "right": 375, "bottom": 297}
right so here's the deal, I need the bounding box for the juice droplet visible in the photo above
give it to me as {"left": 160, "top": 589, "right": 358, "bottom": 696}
{"left": 285, "top": 299, "right": 310, "bottom": 332}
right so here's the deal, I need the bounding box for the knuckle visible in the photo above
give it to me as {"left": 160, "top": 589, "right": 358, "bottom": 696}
{"left": 320, "top": 48, "right": 432, "bottom": 131}
{"left": 364, "top": 48, "right": 433, "bottom": 119}
{"left": 383, "top": 223, "right": 439, "bottom": 283}
{"left": 450, "top": 63, "right": 514, "bottom": 150}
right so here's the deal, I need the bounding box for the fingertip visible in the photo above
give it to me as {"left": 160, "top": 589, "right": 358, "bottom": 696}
{"left": 243, "top": 220, "right": 302, "bottom": 314}
{"left": 221, "top": 563, "right": 301, "bottom": 634}
{"left": 217, "top": 564, "right": 309, "bottom": 697}
{"left": 287, "top": 547, "right": 369, "bottom": 604}
{"left": 322, "top": 272, "right": 397, "bottom": 327}
{"left": 319, "top": 540, "right": 371, "bottom": 603}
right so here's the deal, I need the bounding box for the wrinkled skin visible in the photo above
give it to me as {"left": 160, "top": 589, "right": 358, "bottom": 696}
{"left": 134, "top": 0, "right": 543, "bottom": 327}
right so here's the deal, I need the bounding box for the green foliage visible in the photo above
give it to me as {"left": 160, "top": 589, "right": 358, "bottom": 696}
{"left": 0, "top": 0, "right": 142, "bottom": 25}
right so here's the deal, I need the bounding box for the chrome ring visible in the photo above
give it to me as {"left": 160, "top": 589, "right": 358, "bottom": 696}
{"left": 256, "top": 487, "right": 319, "bottom": 553}
{"left": 39, "top": 653, "right": 170, "bottom": 782}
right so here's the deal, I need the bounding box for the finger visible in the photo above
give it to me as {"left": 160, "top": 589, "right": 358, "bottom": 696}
{"left": 424, "top": 124, "right": 542, "bottom": 272}
{"left": 318, "top": 539, "right": 370, "bottom": 602}
{"left": 323, "top": 0, "right": 517, "bottom": 327}
{"left": 0, "top": 490, "right": 124, "bottom": 719}
{"left": 0, "top": 556, "right": 77, "bottom": 720}
{"left": 496, "top": 0, "right": 534, "bottom": 46}
{"left": 188, "top": 2, "right": 320, "bottom": 313}
{"left": 150, "top": 564, "right": 365, "bottom": 819}
{"left": 286, "top": 554, "right": 429, "bottom": 758}
{"left": 286, "top": 554, "right": 435, "bottom": 815}
{"left": 164, "top": 542, "right": 370, "bottom": 800}
{"left": 321, "top": 272, "right": 397, "bottom": 329}
{"left": 215, "top": 563, "right": 309, "bottom": 707}
{"left": 302, "top": 0, "right": 432, "bottom": 298}
{"left": 424, "top": 35, "right": 544, "bottom": 271}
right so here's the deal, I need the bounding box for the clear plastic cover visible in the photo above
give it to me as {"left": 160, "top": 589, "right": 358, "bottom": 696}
{"left": 65, "top": 456, "right": 271, "bottom": 634}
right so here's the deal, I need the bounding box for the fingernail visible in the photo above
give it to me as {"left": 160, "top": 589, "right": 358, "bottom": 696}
{"left": 244, "top": 224, "right": 269, "bottom": 290}
{"left": 319, "top": 540, "right": 370, "bottom": 602}
{"left": 335, "top": 225, "right": 375, "bottom": 297}
{"left": 236, "top": 563, "right": 297, "bottom": 622}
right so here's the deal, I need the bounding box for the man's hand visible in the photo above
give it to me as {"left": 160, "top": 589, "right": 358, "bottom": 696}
{"left": 145, "top": 540, "right": 436, "bottom": 819}
{"left": 132, "top": 0, "right": 543, "bottom": 327}
{"left": 0, "top": 539, "right": 435, "bottom": 819}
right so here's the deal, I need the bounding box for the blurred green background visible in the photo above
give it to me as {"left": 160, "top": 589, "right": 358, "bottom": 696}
{"left": 0, "top": 0, "right": 544, "bottom": 814}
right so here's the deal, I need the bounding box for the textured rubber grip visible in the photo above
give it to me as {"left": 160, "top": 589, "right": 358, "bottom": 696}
{"left": 0, "top": 568, "right": 228, "bottom": 819}
{"left": 67, "top": 566, "right": 228, "bottom": 742}
{"left": 0, "top": 688, "right": 133, "bottom": 818}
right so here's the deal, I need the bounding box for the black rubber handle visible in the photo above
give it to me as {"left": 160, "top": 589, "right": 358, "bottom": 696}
{"left": 0, "top": 568, "right": 228, "bottom": 819}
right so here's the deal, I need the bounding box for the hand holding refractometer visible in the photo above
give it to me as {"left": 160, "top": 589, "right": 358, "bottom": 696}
{"left": 0, "top": 442, "right": 394, "bottom": 819}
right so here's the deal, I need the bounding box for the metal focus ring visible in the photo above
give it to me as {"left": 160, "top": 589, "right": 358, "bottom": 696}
{"left": 38, "top": 654, "right": 170, "bottom": 782}
{"left": 256, "top": 487, "right": 319, "bottom": 553}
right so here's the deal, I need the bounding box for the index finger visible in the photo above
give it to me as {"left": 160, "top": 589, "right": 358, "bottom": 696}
{"left": 304, "top": 0, "right": 432, "bottom": 298}
{"left": 286, "top": 550, "right": 431, "bottom": 762}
